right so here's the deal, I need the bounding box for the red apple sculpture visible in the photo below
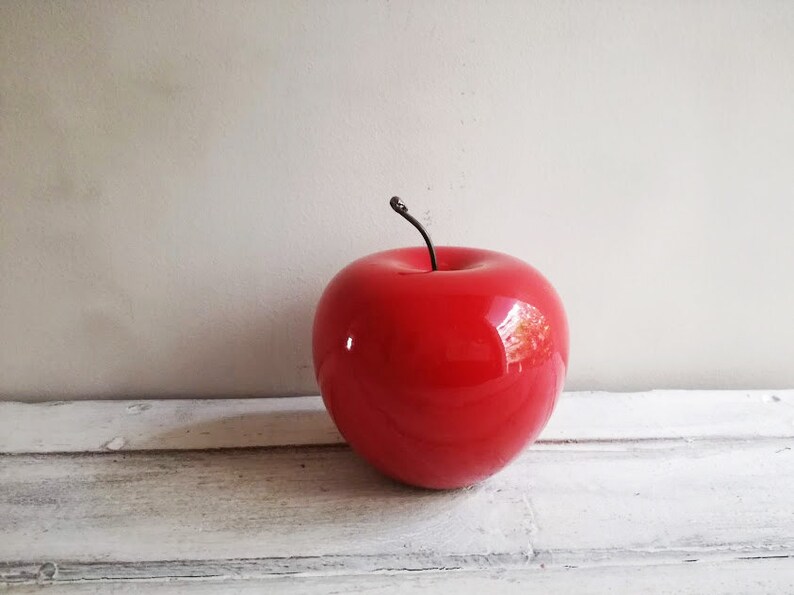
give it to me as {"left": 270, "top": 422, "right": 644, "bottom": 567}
{"left": 313, "top": 197, "right": 569, "bottom": 489}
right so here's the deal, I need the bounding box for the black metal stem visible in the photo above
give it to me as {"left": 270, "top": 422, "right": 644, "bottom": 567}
{"left": 389, "top": 196, "right": 438, "bottom": 271}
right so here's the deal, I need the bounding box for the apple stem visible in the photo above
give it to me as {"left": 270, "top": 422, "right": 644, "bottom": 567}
{"left": 389, "top": 197, "right": 438, "bottom": 271}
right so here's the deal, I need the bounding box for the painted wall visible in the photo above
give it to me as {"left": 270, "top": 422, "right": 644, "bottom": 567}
{"left": 2, "top": 1, "right": 793, "bottom": 399}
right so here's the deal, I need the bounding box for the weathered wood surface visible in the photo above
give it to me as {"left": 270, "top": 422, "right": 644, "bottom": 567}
{"left": 7, "top": 559, "right": 794, "bottom": 594}
{"left": 1, "top": 390, "right": 791, "bottom": 454}
{"left": 0, "top": 391, "right": 792, "bottom": 593}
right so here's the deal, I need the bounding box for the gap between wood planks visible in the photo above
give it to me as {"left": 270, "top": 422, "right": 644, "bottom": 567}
{"left": 2, "top": 550, "right": 793, "bottom": 584}
{"left": 4, "top": 560, "right": 794, "bottom": 594}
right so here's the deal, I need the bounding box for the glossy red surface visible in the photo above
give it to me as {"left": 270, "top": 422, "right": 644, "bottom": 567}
{"left": 312, "top": 247, "right": 569, "bottom": 489}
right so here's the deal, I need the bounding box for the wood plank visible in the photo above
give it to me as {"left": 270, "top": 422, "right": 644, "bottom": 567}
{"left": 1, "top": 438, "right": 791, "bottom": 584}
{"left": 1, "top": 390, "right": 792, "bottom": 454}
{"left": 0, "top": 397, "right": 342, "bottom": 454}
{"left": 7, "top": 558, "right": 794, "bottom": 594}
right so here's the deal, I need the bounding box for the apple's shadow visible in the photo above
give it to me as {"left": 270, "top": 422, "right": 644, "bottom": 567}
{"left": 116, "top": 415, "right": 465, "bottom": 541}
{"left": 140, "top": 408, "right": 342, "bottom": 451}
{"left": 101, "top": 296, "right": 471, "bottom": 537}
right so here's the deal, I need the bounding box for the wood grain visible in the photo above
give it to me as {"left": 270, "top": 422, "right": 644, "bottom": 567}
{"left": 1, "top": 391, "right": 792, "bottom": 592}
{"left": 1, "top": 441, "right": 791, "bottom": 584}
{"left": 1, "top": 390, "right": 791, "bottom": 454}
{"left": 8, "top": 559, "right": 794, "bottom": 594}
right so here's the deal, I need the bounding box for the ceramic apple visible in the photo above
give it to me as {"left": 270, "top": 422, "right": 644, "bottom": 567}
{"left": 312, "top": 197, "right": 569, "bottom": 489}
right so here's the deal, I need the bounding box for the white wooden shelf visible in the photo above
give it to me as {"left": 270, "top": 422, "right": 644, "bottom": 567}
{"left": 1, "top": 391, "right": 792, "bottom": 593}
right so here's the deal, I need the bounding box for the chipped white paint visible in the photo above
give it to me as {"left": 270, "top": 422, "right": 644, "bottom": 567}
{"left": 102, "top": 436, "right": 126, "bottom": 451}
{"left": 3, "top": 439, "right": 790, "bottom": 566}
{"left": 1, "top": 390, "right": 792, "bottom": 454}
{"left": 0, "top": 391, "right": 792, "bottom": 592}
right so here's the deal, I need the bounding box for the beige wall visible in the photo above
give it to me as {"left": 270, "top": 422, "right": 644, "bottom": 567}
{"left": 2, "top": 1, "right": 793, "bottom": 399}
